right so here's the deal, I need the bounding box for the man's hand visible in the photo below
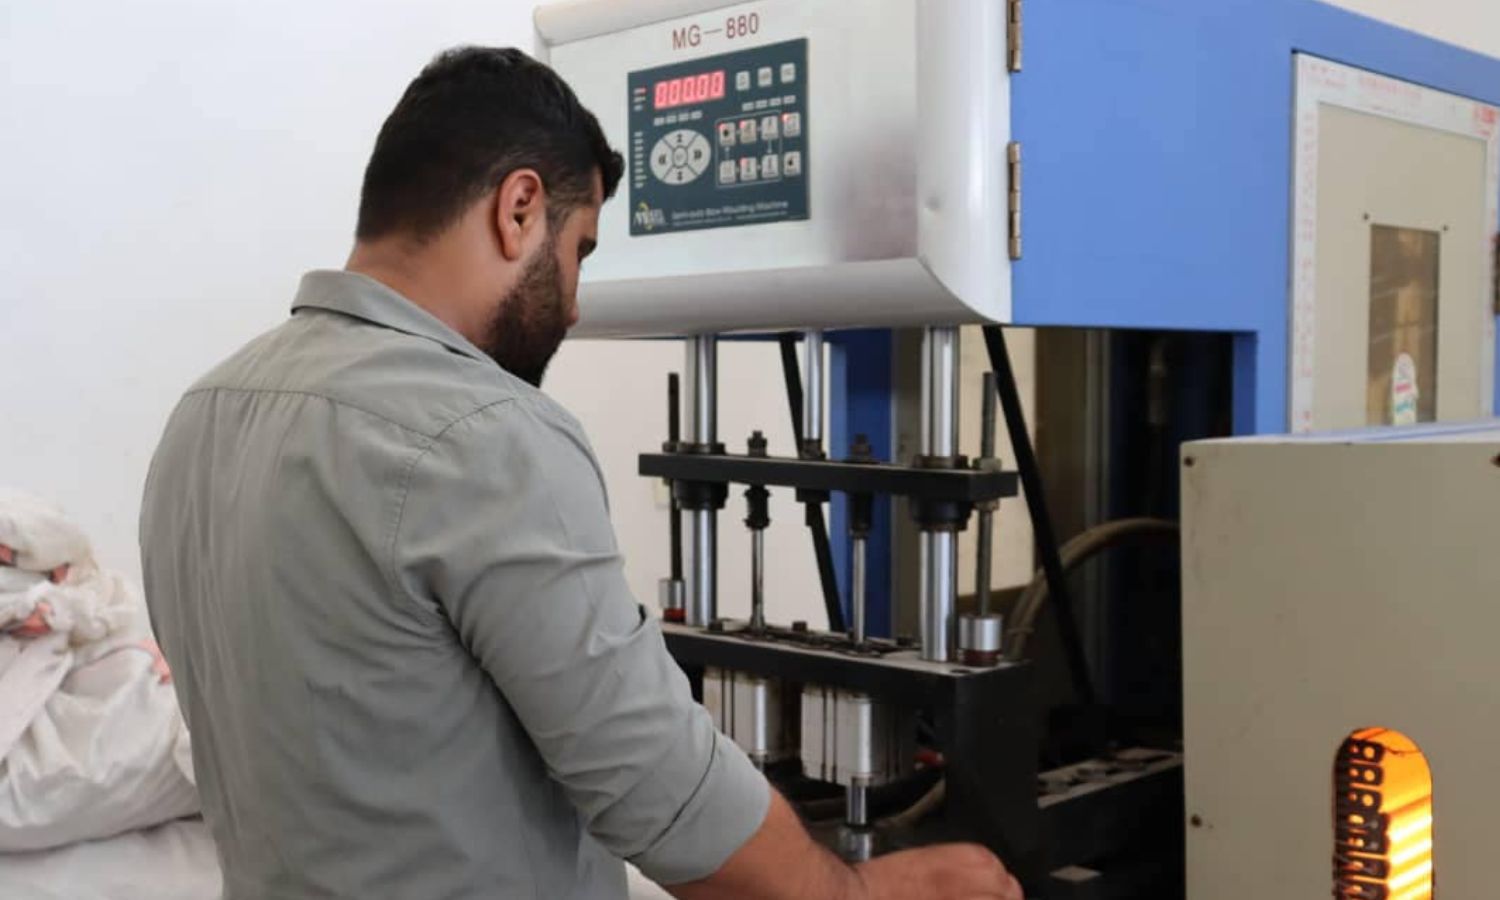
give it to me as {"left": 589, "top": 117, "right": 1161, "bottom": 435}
{"left": 856, "top": 844, "right": 1024, "bottom": 900}
{"left": 666, "top": 789, "right": 1024, "bottom": 900}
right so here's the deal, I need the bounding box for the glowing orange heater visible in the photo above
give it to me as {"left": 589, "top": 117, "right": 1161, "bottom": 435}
{"left": 1334, "top": 729, "right": 1433, "bottom": 900}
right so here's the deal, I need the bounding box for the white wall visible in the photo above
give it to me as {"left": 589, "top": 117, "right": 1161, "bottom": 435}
{"left": 0, "top": 0, "right": 826, "bottom": 621}
{"left": 0, "top": 0, "right": 520, "bottom": 572}
{"left": 1320, "top": 0, "right": 1500, "bottom": 58}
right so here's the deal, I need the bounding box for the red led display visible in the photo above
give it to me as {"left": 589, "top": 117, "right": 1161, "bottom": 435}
{"left": 653, "top": 70, "right": 726, "bottom": 110}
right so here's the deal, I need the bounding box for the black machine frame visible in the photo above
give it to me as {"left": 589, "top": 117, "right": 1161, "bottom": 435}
{"left": 664, "top": 624, "right": 1045, "bottom": 878}
{"left": 646, "top": 328, "right": 1184, "bottom": 897}
{"left": 664, "top": 622, "right": 1183, "bottom": 898}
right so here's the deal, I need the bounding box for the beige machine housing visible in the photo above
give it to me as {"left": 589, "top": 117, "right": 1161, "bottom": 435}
{"left": 1182, "top": 420, "right": 1500, "bottom": 898}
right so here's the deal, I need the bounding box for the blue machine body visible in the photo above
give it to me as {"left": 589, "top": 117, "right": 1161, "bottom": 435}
{"left": 1012, "top": 0, "right": 1500, "bottom": 433}
{"left": 830, "top": 0, "right": 1500, "bottom": 636}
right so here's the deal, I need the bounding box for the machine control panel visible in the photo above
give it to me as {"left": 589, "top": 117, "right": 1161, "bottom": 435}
{"left": 627, "top": 38, "right": 808, "bottom": 236}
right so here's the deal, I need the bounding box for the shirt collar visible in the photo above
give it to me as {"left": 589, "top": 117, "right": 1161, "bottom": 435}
{"left": 290, "top": 269, "right": 491, "bottom": 364}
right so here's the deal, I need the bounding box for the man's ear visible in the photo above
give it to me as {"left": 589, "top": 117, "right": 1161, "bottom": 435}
{"left": 495, "top": 168, "right": 546, "bottom": 262}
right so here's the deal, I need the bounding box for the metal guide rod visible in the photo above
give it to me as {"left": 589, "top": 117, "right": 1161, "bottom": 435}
{"left": 801, "top": 330, "right": 825, "bottom": 455}
{"left": 847, "top": 782, "right": 869, "bottom": 827}
{"left": 919, "top": 532, "right": 958, "bottom": 663}
{"left": 846, "top": 435, "right": 875, "bottom": 647}
{"left": 685, "top": 335, "right": 718, "bottom": 626}
{"left": 919, "top": 326, "right": 960, "bottom": 662}
{"left": 685, "top": 335, "right": 717, "bottom": 445}
{"left": 851, "top": 536, "right": 867, "bottom": 645}
{"left": 975, "top": 511, "right": 994, "bottom": 616}
{"left": 689, "top": 517, "right": 716, "bottom": 625}
{"left": 750, "top": 529, "right": 766, "bottom": 631}
{"left": 921, "top": 326, "right": 960, "bottom": 458}
{"left": 744, "top": 437, "right": 770, "bottom": 632}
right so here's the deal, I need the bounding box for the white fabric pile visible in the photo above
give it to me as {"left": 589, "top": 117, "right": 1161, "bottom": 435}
{"left": 0, "top": 488, "right": 199, "bottom": 853}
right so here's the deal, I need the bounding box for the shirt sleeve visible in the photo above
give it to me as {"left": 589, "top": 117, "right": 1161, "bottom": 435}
{"left": 393, "top": 399, "right": 769, "bottom": 885}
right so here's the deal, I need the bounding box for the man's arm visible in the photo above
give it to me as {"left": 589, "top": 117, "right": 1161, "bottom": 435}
{"left": 667, "top": 791, "right": 861, "bottom": 900}
{"left": 668, "top": 790, "right": 1024, "bottom": 900}
{"left": 395, "top": 399, "right": 769, "bottom": 883}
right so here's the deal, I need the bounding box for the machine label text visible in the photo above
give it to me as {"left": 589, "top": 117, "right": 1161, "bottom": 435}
{"left": 671, "top": 11, "right": 760, "bottom": 51}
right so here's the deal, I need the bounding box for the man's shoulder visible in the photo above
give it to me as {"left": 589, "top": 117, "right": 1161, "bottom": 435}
{"left": 182, "top": 310, "right": 524, "bottom": 441}
{"left": 441, "top": 380, "right": 597, "bottom": 472}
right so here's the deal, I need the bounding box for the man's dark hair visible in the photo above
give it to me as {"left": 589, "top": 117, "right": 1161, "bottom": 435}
{"left": 356, "top": 46, "right": 624, "bottom": 241}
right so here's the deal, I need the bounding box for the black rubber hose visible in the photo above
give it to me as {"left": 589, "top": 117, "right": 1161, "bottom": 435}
{"left": 778, "top": 334, "right": 805, "bottom": 438}
{"left": 1005, "top": 517, "right": 1180, "bottom": 660}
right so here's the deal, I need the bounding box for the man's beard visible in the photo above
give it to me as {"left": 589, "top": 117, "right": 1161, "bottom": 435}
{"left": 480, "top": 233, "right": 569, "bottom": 388}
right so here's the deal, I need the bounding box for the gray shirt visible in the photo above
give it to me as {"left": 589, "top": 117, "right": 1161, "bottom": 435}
{"left": 139, "top": 270, "right": 768, "bottom": 900}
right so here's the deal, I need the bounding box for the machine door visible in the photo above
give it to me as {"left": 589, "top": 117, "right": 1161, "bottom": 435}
{"left": 1291, "top": 55, "right": 1499, "bottom": 431}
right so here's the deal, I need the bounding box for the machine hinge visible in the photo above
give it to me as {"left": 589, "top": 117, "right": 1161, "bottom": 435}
{"left": 1007, "top": 142, "right": 1023, "bottom": 260}
{"left": 1007, "top": 0, "right": 1023, "bottom": 73}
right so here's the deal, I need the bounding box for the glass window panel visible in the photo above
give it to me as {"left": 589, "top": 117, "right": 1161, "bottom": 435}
{"left": 1367, "top": 225, "right": 1440, "bottom": 426}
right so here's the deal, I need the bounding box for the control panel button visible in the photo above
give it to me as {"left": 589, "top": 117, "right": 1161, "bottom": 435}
{"left": 757, "top": 66, "right": 773, "bottom": 88}
{"left": 782, "top": 150, "right": 802, "bottom": 176}
{"left": 690, "top": 134, "right": 714, "bottom": 173}
{"left": 780, "top": 62, "right": 796, "bottom": 84}
{"left": 718, "top": 159, "right": 737, "bottom": 184}
{"left": 718, "top": 122, "right": 736, "bottom": 147}
{"left": 739, "top": 156, "right": 759, "bottom": 182}
{"left": 650, "top": 129, "right": 711, "bottom": 186}
{"left": 738, "top": 118, "right": 758, "bottom": 144}
{"left": 761, "top": 153, "right": 780, "bottom": 179}
{"left": 782, "top": 111, "right": 802, "bottom": 138}
{"left": 760, "top": 115, "right": 779, "bottom": 140}
{"left": 736, "top": 70, "right": 751, "bottom": 91}
{"left": 650, "top": 142, "right": 673, "bottom": 182}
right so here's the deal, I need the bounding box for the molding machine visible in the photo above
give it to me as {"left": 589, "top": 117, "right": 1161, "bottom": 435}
{"left": 535, "top": 1, "right": 1500, "bottom": 896}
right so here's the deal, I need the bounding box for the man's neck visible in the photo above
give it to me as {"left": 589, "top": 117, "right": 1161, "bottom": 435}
{"left": 346, "top": 239, "right": 487, "bottom": 346}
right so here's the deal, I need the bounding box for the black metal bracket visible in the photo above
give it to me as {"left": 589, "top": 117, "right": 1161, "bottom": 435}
{"left": 639, "top": 453, "right": 1018, "bottom": 503}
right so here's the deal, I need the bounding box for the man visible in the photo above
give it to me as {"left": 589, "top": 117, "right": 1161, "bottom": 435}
{"left": 140, "top": 47, "right": 1023, "bottom": 900}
